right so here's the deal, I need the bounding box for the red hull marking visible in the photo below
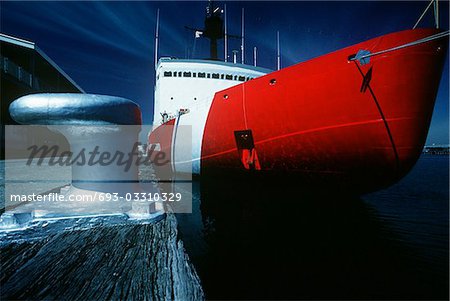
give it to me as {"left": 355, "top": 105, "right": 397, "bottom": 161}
{"left": 201, "top": 29, "right": 448, "bottom": 190}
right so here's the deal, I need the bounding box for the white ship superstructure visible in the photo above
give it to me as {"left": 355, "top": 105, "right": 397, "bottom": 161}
{"left": 153, "top": 58, "right": 269, "bottom": 125}
{"left": 152, "top": 58, "right": 269, "bottom": 174}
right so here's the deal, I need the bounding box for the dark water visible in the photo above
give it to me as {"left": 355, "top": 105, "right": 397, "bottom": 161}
{"left": 176, "top": 155, "right": 449, "bottom": 300}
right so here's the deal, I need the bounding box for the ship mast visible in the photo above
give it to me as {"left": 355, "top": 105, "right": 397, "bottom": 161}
{"left": 185, "top": 1, "right": 243, "bottom": 61}
{"left": 241, "top": 8, "right": 245, "bottom": 64}
{"left": 203, "top": 0, "right": 224, "bottom": 60}
{"left": 277, "top": 31, "right": 281, "bottom": 70}
{"left": 154, "top": 9, "right": 160, "bottom": 71}
{"left": 224, "top": 4, "right": 228, "bottom": 62}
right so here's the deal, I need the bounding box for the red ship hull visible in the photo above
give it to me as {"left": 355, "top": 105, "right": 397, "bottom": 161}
{"left": 151, "top": 29, "right": 448, "bottom": 193}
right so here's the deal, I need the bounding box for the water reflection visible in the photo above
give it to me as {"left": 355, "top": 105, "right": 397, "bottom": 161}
{"left": 177, "top": 175, "right": 447, "bottom": 300}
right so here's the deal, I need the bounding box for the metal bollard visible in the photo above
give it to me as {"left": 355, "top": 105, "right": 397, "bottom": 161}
{"left": 6, "top": 93, "right": 161, "bottom": 221}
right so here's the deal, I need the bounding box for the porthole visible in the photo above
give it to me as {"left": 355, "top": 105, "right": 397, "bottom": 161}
{"left": 223, "top": 94, "right": 229, "bottom": 100}
{"left": 269, "top": 78, "right": 276, "bottom": 85}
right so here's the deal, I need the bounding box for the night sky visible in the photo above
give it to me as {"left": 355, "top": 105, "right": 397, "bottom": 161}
{"left": 1, "top": 1, "right": 448, "bottom": 144}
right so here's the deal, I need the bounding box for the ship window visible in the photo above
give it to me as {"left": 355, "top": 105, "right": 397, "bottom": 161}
{"left": 193, "top": 72, "right": 196, "bottom": 77}
{"left": 183, "top": 72, "right": 191, "bottom": 77}
{"left": 207, "top": 73, "right": 211, "bottom": 78}
{"left": 246, "top": 77, "right": 250, "bottom": 81}
{"left": 178, "top": 72, "right": 182, "bottom": 77}
{"left": 212, "top": 73, "right": 219, "bottom": 79}
{"left": 225, "top": 74, "right": 232, "bottom": 80}
{"left": 238, "top": 76, "right": 245, "bottom": 81}
{"left": 198, "top": 72, "right": 206, "bottom": 78}
{"left": 173, "top": 72, "right": 177, "bottom": 77}
{"left": 194, "top": 97, "right": 197, "bottom": 100}
{"left": 234, "top": 75, "right": 237, "bottom": 80}
{"left": 164, "top": 71, "right": 172, "bottom": 77}
{"left": 221, "top": 74, "right": 224, "bottom": 79}
{"left": 171, "top": 97, "right": 174, "bottom": 100}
